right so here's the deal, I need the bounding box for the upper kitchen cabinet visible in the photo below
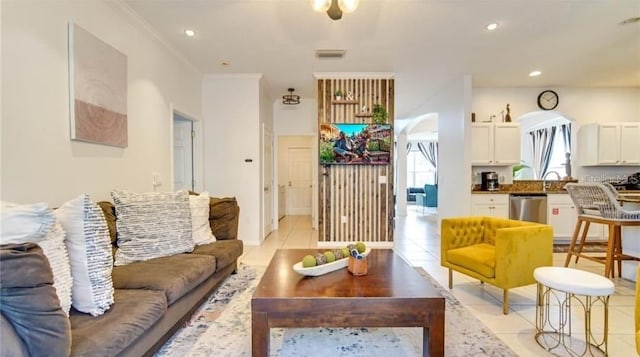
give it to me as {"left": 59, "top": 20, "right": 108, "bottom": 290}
{"left": 471, "top": 123, "right": 521, "bottom": 165}
{"left": 578, "top": 123, "right": 640, "bottom": 166}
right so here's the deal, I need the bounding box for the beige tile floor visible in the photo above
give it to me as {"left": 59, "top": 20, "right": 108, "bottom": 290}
{"left": 240, "top": 208, "right": 637, "bottom": 356}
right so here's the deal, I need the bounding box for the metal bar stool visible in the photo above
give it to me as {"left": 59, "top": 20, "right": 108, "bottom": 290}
{"left": 563, "top": 183, "right": 640, "bottom": 278}
{"left": 534, "top": 267, "right": 615, "bottom": 356}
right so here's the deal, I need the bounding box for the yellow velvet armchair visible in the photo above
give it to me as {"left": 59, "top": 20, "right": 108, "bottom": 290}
{"left": 441, "top": 216, "right": 554, "bottom": 314}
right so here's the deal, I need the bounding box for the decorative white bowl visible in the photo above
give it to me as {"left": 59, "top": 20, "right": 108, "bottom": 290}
{"left": 293, "top": 248, "right": 371, "bottom": 276}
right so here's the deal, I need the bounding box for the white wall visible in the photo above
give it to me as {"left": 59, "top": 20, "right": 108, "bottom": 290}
{"left": 1, "top": 1, "right": 202, "bottom": 206}
{"left": 413, "top": 76, "right": 473, "bottom": 221}
{"left": 472, "top": 87, "right": 640, "bottom": 182}
{"left": 274, "top": 99, "right": 317, "bottom": 135}
{"left": 202, "top": 74, "right": 262, "bottom": 245}
{"left": 259, "top": 78, "right": 274, "bottom": 240}
{"left": 395, "top": 132, "right": 408, "bottom": 216}
{"left": 472, "top": 88, "right": 639, "bottom": 125}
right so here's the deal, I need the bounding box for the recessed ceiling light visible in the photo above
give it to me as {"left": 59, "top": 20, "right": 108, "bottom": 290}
{"left": 184, "top": 29, "right": 196, "bottom": 37}
{"left": 486, "top": 23, "right": 499, "bottom": 31}
{"left": 529, "top": 70, "right": 542, "bottom": 77}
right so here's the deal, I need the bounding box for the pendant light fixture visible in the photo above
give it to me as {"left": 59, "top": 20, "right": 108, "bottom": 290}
{"left": 282, "top": 88, "right": 301, "bottom": 105}
{"left": 312, "top": 0, "right": 359, "bottom": 20}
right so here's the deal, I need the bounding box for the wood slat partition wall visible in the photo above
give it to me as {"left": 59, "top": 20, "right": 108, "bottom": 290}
{"left": 317, "top": 77, "right": 395, "bottom": 244}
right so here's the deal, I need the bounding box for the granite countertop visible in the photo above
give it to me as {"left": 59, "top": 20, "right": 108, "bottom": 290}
{"left": 471, "top": 180, "right": 571, "bottom": 194}
{"left": 471, "top": 189, "right": 568, "bottom": 194}
{"left": 471, "top": 181, "right": 640, "bottom": 200}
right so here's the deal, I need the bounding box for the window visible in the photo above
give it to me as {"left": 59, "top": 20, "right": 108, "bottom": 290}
{"left": 546, "top": 137, "right": 569, "bottom": 177}
{"left": 407, "top": 145, "right": 436, "bottom": 187}
{"left": 524, "top": 122, "right": 571, "bottom": 179}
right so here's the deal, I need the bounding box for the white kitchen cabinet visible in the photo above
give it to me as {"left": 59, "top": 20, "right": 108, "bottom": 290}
{"left": 578, "top": 122, "right": 640, "bottom": 166}
{"left": 471, "top": 123, "right": 521, "bottom": 165}
{"left": 547, "top": 194, "right": 603, "bottom": 243}
{"left": 547, "top": 194, "right": 576, "bottom": 241}
{"left": 620, "top": 123, "right": 640, "bottom": 164}
{"left": 471, "top": 194, "right": 509, "bottom": 218}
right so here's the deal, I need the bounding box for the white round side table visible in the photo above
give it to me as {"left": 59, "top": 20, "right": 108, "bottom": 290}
{"left": 534, "top": 266, "right": 615, "bottom": 356}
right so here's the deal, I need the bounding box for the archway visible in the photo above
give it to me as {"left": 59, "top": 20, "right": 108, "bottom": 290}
{"left": 395, "top": 113, "right": 438, "bottom": 216}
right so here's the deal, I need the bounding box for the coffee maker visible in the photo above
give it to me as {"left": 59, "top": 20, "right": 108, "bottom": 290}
{"left": 481, "top": 171, "right": 500, "bottom": 191}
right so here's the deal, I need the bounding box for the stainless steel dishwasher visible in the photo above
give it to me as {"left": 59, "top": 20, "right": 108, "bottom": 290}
{"left": 509, "top": 194, "right": 547, "bottom": 224}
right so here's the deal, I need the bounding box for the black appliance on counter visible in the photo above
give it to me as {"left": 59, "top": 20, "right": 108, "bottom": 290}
{"left": 608, "top": 172, "right": 640, "bottom": 191}
{"left": 481, "top": 171, "right": 500, "bottom": 191}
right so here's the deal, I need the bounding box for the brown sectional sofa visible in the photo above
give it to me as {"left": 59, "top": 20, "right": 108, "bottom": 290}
{"left": 1, "top": 196, "right": 243, "bottom": 357}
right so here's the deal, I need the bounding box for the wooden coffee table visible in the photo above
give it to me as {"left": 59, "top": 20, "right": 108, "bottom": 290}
{"left": 251, "top": 249, "right": 445, "bottom": 356}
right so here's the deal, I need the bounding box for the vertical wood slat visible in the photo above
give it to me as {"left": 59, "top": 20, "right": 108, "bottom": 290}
{"left": 317, "top": 77, "right": 394, "bottom": 244}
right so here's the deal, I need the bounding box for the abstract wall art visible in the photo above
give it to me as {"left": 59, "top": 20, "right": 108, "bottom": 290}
{"left": 68, "top": 23, "right": 127, "bottom": 147}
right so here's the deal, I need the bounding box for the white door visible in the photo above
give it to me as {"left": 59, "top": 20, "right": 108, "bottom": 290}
{"left": 287, "top": 148, "right": 312, "bottom": 215}
{"left": 173, "top": 116, "right": 193, "bottom": 191}
{"left": 263, "top": 126, "right": 274, "bottom": 238}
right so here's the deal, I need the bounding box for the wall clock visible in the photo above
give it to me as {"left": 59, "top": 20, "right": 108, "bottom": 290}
{"left": 537, "top": 90, "right": 559, "bottom": 110}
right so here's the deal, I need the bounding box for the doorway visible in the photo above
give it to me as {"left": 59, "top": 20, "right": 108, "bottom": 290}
{"left": 263, "top": 125, "right": 274, "bottom": 239}
{"left": 277, "top": 136, "right": 314, "bottom": 218}
{"left": 173, "top": 113, "right": 194, "bottom": 191}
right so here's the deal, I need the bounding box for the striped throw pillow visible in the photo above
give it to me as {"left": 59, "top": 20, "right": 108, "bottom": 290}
{"left": 111, "top": 190, "right": 194, "bottom": 266}
{"left": 55, "top": 194, "right": 114, "bottom": 316}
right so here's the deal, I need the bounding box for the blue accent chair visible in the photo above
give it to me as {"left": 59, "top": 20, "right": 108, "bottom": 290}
{"left": 423, "top": 184, "right": 438, "bottom": 207}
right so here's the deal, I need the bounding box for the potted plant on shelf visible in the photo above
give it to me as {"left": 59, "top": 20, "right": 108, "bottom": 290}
{"left": 335, "top": 90, "right": 343, "bottom": 100}
{"left": 372, "top": 104, "right": 388, "bottom": 124}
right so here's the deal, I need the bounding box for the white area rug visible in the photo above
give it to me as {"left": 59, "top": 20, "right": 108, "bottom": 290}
{"left": 155, "top": 265, "right": 516, "bottom": 356}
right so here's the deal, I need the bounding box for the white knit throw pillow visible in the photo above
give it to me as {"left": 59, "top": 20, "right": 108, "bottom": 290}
{"left": 111, "top": 189, "right": 194, "bottom": 266}
{"left": 55, "top": 194, "right": 114, "bottom": 316}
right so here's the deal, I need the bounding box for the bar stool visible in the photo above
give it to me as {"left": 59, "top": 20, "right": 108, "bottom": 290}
{"left": 563, "top": 182, "right": 640, "bottom": 278}
{"left": 534, "top": 266, "right": 614, "bottom": 356}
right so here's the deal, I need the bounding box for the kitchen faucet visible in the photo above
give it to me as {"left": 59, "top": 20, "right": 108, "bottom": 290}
{"left": 542, "top": 171, "right": 562, "bottom": 192}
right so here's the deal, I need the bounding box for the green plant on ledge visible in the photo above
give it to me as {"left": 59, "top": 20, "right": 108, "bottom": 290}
{"left": 372, "top": 104, "right": 388, "bottom": 124}
{"left": 512, "top": 161, "right": 530, "bottom": 179}
{"left": 335, "top": 90, "right": 343, "bottom": 99}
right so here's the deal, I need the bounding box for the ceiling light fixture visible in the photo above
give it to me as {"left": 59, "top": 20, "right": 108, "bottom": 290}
{"left": 486, "top": 23, "right": 499, "bottom": 31}
{"left": 282, "top": 88, "right": 301, "bottom": 105}
{"left": 184, "top": 29, "right": 196, "bottom": 37}
{"left": 529, "top": 70, "right": 542, "bottom": 77}
{"left": 313, "top": 0, "right": 359, "bottom": 20}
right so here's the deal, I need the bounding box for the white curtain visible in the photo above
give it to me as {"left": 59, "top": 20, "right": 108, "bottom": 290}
{"left": 529, "top": 127, "right": 557, "bottom": 179}
{"left": 417, "top": 141, "right": 438, "bottom": 184}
